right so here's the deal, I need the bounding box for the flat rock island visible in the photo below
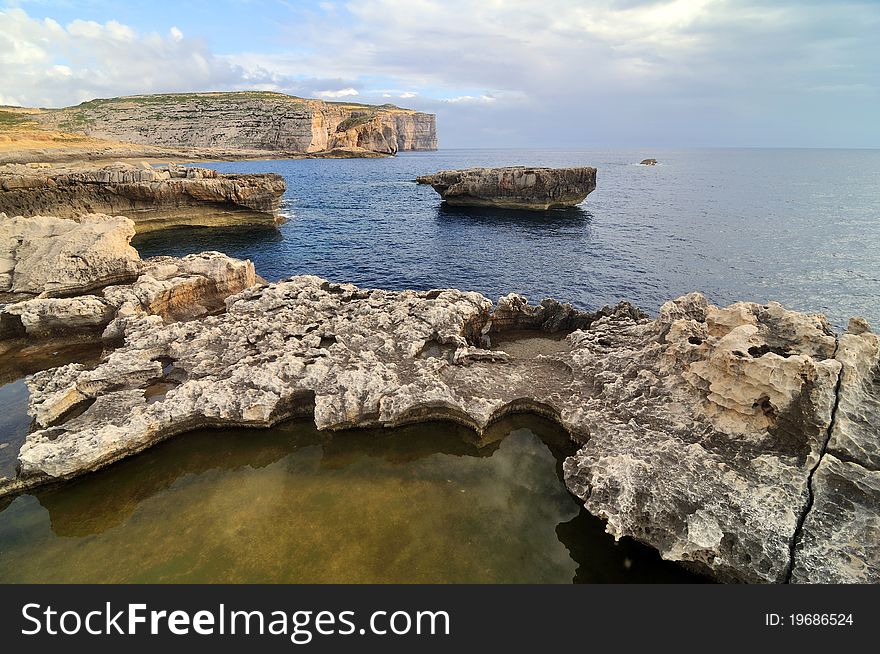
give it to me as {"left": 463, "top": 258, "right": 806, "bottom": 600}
{"left": 417, "top": 166, "right": 597, "bottom": 210}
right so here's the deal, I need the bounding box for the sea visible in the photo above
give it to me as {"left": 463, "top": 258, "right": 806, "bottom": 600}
{"left": 135, "top": 147, "right": 880, "bottom": 330}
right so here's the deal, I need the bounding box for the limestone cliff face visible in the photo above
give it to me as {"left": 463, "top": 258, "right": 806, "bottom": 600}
{"left": 35, "top": 92, "right": 437, "bottom": 155}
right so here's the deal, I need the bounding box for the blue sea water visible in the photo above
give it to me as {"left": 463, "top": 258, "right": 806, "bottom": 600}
{"left": 134, "top": 148, "right": 880, "bottom": 329}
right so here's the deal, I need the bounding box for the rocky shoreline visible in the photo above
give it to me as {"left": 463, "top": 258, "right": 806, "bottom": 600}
{"left": 0, "top": 213, "right": 877, "bottom": 584}
{"left": 0, "top": 162, "right": 286, "bottom": 232}
{"left": 0, "top": 213, "right": 876, "bottom": 585}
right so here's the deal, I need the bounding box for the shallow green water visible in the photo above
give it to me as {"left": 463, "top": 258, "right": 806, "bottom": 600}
{"left": 0, "top": 415, "right": 700, "bottom": 583}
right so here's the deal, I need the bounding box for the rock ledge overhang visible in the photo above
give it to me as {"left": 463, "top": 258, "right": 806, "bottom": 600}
{"left": 0, "top": 163, "right": 286, "bottom": 232}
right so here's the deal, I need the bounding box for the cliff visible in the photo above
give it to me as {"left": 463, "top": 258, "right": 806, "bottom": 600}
{"left": 0, "top": 162, "right": 286, "bottom": 233}
{"left": 32, "top": 92, "right": 438, "bottom": 156}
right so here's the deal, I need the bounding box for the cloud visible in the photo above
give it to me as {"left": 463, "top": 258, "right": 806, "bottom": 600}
{"left": 0, "top": 7, "right": 277, "bottom": 107}
{"left": 1, "top": 1, "right": 878, "bottom": 146}
{"left": 332, "top": 1, "right": 879, "bottom": 145}
{"left": 314, "top": 87, "right": 359, "bottom": 98}
{"left": 442, "top": 94, "right": 496, "bottom": 104}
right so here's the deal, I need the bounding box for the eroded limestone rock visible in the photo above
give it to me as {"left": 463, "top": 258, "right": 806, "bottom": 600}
{"left": 0, "top": 213, "right": 140, "bottom": 297}
{"left": 2, "top": 278, "right": 874, "bottom": 584}
{"left": 0, "top": 252, "right": 255, "bottom": 352}
{"left": 417, "top": 167, "right": 597, "bottom": 210}
{"left": 561, "top": 293, "right": 842, "bottom": 583}
{"left": 33, "top": 92, "right": 437, "bottom": 155}
{"left": 790, "top": 318, "right": 880, "bottom": 583}
{"left": 0, "top": 163, "right": 286, "bottom": 233}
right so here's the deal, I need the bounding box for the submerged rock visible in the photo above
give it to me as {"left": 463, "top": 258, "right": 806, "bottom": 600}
{"left": 3, "top": 276, "right": 875, "bottom": 584}
{"left": 416, "top": 167, "right": 597, "bottom": 210}
{"left": 0, "top": 162, "right": 286, "bottom": 232}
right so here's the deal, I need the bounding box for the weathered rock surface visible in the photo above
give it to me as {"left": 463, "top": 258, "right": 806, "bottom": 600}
{"left": 34, "top": 92, "right": 437, "bottom": 155}
{"left": 3, "top": 278, "right": 873, "bottom": 584}
{"left": 790, "top": 318, "right": 880, "bottom": 583}
{"left": 0, "top": 213, "right": 140, "bottom": 298}
{"left": 562, "top": 294, "right": 843, "bottom": 583}
{"left": 1, "top": 213, "right": 256, "bottom": 355}
{"left": 0, "top": 252, "right": 255, "bottom": 350}
{"left": 417, "top": 167, "right": 597, "bottom": 209}
{"left": 0, "top": 162, "right": 286, "bottom": 232}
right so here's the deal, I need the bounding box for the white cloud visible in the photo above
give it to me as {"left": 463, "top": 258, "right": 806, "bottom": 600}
{"left": 1, "top": 1, "right": 877, "bottom": 146}
{"left": 0, "top": 7, "right": 278, "bottom": 107}
{"left": 314, "top": 87, "right": 359, "bottom": 98}
{"left": 442, "top": 94, "right": 497, "bottom": 104}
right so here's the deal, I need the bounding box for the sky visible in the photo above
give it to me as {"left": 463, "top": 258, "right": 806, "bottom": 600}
{"left": 0, "top": 0, "right": 878, "bottom": 148}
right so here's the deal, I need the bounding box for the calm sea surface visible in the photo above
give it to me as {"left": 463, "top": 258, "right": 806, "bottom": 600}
{"left": 136, "top": 148, "right": 880, "bottom": 329}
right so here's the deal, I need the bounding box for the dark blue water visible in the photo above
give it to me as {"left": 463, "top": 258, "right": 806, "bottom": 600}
{"left": 134, "top": 148, "right": 880, "bottom": 329}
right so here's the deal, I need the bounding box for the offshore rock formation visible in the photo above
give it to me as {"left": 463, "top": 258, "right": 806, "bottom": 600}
{"left": 640, "top": 159, "right": 658, "bottom": 166}
{"left": 416, "top": 167, "right": 597, "bottom": 209}
{"left": 33, "top": 92, "right": 437, "bottom": 156}
{"left": 0, "top": 214, "right": 256, "bottom": 355}
{"left": 0, "top": 162, "right": 286, "bottom": 233}
{"left": 2, "top": 277, "right": 875, "bottom": 584}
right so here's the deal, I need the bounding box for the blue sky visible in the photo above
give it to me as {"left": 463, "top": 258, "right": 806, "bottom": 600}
{"left": 1, "top": 0, "right": 878, "bottom": 148}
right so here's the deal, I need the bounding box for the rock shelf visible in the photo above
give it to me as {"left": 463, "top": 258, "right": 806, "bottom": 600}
{"left": 0, "top": 272, "right": 875, "bottom": 584}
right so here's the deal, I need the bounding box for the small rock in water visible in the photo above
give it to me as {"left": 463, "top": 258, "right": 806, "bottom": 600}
{"left": 639, "top": 158, "right": 658, "bottom": 165}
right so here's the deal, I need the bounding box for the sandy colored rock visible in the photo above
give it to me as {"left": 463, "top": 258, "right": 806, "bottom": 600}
{"left": 0, "top": 252, "right": 256, "bottom": 352}
{"left": 0, "top": 213, "right": 140, "bottom": 297}
{"left": 33, "top": 92, "right": 437, "bottom": 155}
{"left": 561, "top": 294, "right": 841, "bottom": 583}
{"left": 417, "top": 167, "right": 597, "bottom": 209}
{"left": 789, "top": 318, "right": 880, "bottom": 583}
{"left": 0, "top": 163, "right": 286, "bottom": 233}
{"left": 826, "top": 319, "right": 880, "bottom": 469}
{"left": 789, "top": 455, "right": 880, "bottom": 583}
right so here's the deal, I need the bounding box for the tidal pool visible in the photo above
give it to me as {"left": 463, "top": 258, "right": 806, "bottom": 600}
{"left": 0, "top": 415, "right": 701, "bottom": 583}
